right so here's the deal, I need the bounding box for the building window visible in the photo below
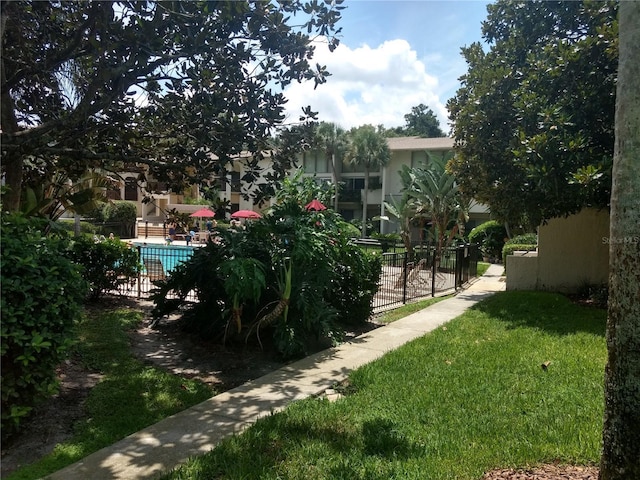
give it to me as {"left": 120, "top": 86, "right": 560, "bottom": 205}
{"left": 230, "top": 172, "right": 241, "bottom": 193}
{"left": 124, "top": 178, "right": 138, "bottom": 201}
{"left": 344, "top": 178, "right": 365, "bottom": 191}
{"left": 411, "top": 151, "right": 428, "bottom": 169}
{"left": 303, "top": 151, "right": 329, "bottom": 173}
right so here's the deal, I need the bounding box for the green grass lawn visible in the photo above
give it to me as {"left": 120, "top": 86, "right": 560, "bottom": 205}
{"left": 6, "top": 308, "right": 214, "bottom": 480}
{"left": 375, "top": 295, "right": 451, "bottom": 324}
{"left": 477, "top": 261, "right": 490, "bottom": 276}
{"left": 162, "top": 291, "right": 606, "bottom": 480}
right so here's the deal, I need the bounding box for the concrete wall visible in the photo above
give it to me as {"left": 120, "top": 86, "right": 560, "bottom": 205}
{"left": 537, "top": 208, "right": 609, "bottom": 291}
{"left": 506, "top": 251, "right": 539, "bottom": 291}
{"left": 506, "top": 208, "right": 609, "bottom": 292}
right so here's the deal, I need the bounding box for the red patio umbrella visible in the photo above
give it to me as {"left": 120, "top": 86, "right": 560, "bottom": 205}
{"left": 190, "top": 207, "right": 216, "bottom": 218}
{"left": 305, "top": 199, "right": 327, "bottom": 211}
{"left": 231, "top": 209, "right": 262, "bottom": 219}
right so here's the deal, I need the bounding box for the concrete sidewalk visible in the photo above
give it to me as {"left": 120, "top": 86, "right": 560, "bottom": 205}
{"left": 46, "top": 264, "right": 505, "bottom": 480}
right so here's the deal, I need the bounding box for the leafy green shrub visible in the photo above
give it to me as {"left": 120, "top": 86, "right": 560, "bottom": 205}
{"left": 1, "top": 214, "right": 88, "bottom": 439}
{"left": 151, "top": 177, "right": 381, "bottom": 358}
{"left": 502, "top": 233, "right": 537, "bottom": 266}
{"left": 57, "top": 218, "right": 99, "bottom": 235}
{"left": 468, "top": 220, "right": 507, "bottom": 261}
{"left": 102, "top": 201, "right": 137, "bottom": 223}
{"left": 68, "top": 236, "right": 141, "bottom": 299}
{"left": 506, "top": 233, "right": 538, "bottom": 245}
{"left": 371, "top": 232, "right": 401, "bottom": 252}
{"left": 90, "top": 201, "right": 138, "bottom": 237}
{"left": 339, "top": 220, "right": 361, "bottom": 239}
{"left": 330, "top": 242, "right": 382, "bottom": 326}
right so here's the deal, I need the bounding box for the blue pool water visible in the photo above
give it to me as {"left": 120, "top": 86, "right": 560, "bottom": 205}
{"left": 135, "top": 243, "right": 196, "bottom": 274}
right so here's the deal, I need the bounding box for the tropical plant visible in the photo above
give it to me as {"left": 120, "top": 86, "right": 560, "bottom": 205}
{"left": 345, "top": 125, "right": 391, "bottom": 237}
{"left": 221, "top": 257, "right": 266, "bottom": 337}
{"left": 199, "top": 186, "right": 231, "bottom": 219}
{"left": 149, "top": 176, "right": 381, "bottom": 358}
{"left": 20, "top": 170, "right": 115, "bottom": 230}
{"left": 401, "top": 155, "right": 469, "bottom": 259}
{"left": 383, "top": 194, "right": 416, "bottom": 254}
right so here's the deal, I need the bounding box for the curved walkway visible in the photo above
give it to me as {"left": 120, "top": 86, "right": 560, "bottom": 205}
{"left": 46, "top": 264, "right": 506, "bottom": 480}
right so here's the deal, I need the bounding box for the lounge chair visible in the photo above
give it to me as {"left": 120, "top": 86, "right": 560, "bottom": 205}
{"left": 143, "top": 257, "right": 166, "bottom": 282}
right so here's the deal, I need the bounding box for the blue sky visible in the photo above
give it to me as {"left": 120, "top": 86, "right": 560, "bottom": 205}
{"left": 282, "top": 0, "right": 491, "bottom": 133}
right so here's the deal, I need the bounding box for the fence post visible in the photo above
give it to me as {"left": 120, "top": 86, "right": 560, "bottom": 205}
{"left": 136, "top": 245, "right": 142, "bottom": 299}
{"left": 431, "top": 248, "right": 437, "bottom": 297}
{"left": 455, "top": 246, "right": 462, "bottom": 289}
{"left": 145, "top": 221, "right": 149, "bottom": 239}
{"left": 402, "top": 250, "right": 408, "bottom": 305}
{"left": 470, "top": 243, "right": 478, "bottom": 277}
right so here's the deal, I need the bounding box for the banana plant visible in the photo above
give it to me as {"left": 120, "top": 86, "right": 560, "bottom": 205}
{"left": 403, "top": 154, "right": 467, "bottom": 259}
{"left": 21, "top": 169, "right": 116, "bottom": 226}
{"left": 220, "top": 257, "right": 266, "bottom": 340}
{"left": 248, "top": 257, "right": 292, "bottom": 348}
{"left": 384, "top": 194, "right": 418, "bottom": 255}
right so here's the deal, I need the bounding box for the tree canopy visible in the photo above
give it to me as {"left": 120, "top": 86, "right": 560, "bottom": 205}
{"left": 0, "top": 0, "right": 344, "bottom": 212}
{"left": 387, "top": 104, "right": 445, "bottom": 138}
{"left": 448, "top": 0, "right": 617, "bottom": 228}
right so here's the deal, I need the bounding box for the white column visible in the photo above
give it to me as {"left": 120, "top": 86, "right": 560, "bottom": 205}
{"left": 380, "top": 165, "right": 387, "bottom": 234}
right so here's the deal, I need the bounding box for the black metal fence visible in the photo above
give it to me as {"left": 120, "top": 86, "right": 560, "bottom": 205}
{"left": 111, "top": 244, "right": 199, "bottom": 300}
{"left": 373, "top": 243, "right": 479, "bottom": 313}
{"left": 111, "top": 243, "right": 479, "bottom": 312}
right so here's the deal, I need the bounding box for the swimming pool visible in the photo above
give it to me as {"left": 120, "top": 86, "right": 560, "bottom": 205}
{"left": 135, "top": 243, "right": 196, "bottom": 274}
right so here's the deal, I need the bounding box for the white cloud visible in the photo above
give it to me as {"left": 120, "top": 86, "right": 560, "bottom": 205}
{"left": 282, "top": 38, "right": 449, "bottom": 131}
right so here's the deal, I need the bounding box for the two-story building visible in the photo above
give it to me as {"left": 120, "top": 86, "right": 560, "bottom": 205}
{"left": 112, "top": 136, "right": 490, "bottom": 237}
{"left": 297, "top": 136, "right": 490, "bottom": 234}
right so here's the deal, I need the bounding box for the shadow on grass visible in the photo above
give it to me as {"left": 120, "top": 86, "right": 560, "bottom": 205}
{"left": 166, "top": 414, "right": 425, "bottom": 479}
{"left": 470, "top": 290, "right": 606, "bottom": 337}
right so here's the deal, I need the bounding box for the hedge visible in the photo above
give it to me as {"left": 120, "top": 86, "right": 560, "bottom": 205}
{"left": 1, "top": 214, "right": 88, "bottom": 439}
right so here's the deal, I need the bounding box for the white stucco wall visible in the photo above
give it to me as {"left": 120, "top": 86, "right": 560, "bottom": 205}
{"left": 507, "top": 208, "right": 609, "bottom": 292}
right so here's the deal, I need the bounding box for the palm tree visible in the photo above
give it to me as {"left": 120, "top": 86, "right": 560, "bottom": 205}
{"left": 314, "top": 122, "right": 347, "bottom": 210}
{"left": 345, "top": 125, "right": 391, "bottom": 237}
{"left": 402, "top": 154, "right": 468, "bottom": 259}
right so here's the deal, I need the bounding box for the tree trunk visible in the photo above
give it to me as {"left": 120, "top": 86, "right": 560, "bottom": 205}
{"left": 361, "top": 169, "right": 369, "bottom": 238}
{"left": 600, "top": 2, "right": 640, "bottom": 478}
